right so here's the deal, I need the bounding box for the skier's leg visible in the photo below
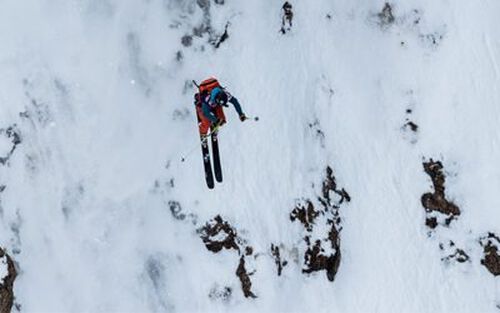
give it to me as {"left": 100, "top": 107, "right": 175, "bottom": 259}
{"left": 214, "top": 106, "right": 226, "bottom": 124}
{"left": 196, "top": 107, "right": 211, "bottom": 136}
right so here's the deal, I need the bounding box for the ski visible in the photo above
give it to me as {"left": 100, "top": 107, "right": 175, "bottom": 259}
{"left": 200, "top": 135, "right": 215, "bottom": 189}
{"left": 211, "top": 131, "right": 223, "bottom": 183}
{"left": 196, "top": 113, "right": 214, "bottom": 189}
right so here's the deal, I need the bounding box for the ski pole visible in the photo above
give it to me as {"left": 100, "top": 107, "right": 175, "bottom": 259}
{"left": 243, "top": 116, "right": 259, "bottom": 122}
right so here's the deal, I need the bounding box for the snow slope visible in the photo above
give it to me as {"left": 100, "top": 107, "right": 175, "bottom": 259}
{"left": 0, "top": 0, "right": 499, "bottom": 312}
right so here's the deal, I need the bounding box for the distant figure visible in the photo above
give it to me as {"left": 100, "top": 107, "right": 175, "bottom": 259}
{"left": 194, "top": 77, "right": 246, "bottom": 136}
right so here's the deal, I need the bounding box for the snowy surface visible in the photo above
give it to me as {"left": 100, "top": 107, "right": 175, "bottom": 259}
{"left": 0, "top": 137, "right": 11, "bottom": 158}
{"left": 0, "top": 0, "right": 499, "bottom": 312}
{"left": 0, "top": 255, "right": 8, "bottom": 285}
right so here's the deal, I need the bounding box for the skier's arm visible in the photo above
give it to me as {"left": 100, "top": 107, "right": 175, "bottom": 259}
{"left": 228, "top": 96, "right": 244, "bottom": 116}
{"left": 202, "top": 102, "right": 218, "bottom": 123}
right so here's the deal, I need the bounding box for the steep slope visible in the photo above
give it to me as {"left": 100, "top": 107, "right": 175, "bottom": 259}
{"left": 0, "top": 0, "right": 499, "bottom": 312}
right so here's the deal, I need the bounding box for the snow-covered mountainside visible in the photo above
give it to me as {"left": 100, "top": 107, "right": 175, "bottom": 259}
{"left": 0, "top": 0, "right": 499, "bottom": 312}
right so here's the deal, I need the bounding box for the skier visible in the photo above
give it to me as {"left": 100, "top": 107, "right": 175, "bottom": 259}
{"left": 194, "top": 77, "right": 247, "bottom": 137}
{"left": 193, "top": 77, "right": 247, "bottom": 189}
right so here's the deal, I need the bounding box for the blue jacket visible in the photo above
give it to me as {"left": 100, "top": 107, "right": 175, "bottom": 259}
{"left": 201, "top": 87, "right": 243, "bottom": 123}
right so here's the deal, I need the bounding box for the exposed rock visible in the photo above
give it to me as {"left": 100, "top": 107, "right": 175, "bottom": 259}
{"left": 442, "top": 248, "right": 469, "bottom": 264}
{"left": 421, "top": 159, "right": 460, "bottom": 227}
{"left": 480, "top": 233, "right": 500, "bottom": 276}
{"left": 168, "top": 201, "right": 185, "bottom": 221}
{"left": 302, "top": 238, "right": 340, "bottom": 282}
{"left": 0, "top": 248, "right": 16, "bottom": 313}
{"left": 290, "top": 167, "right": 350, "bottom": 282}
{"left": 198, "top": 215, "right": 240, "bottom": 253}
{"left": 290, "top": 200, "right": 318, "bottom": 232}
{"left": 211, "top": 22, "right": 230, "bottom": 48}
{"left": 425, "top": 217, "right": 438, "bottom": 229}
{"left": 235, "top": 256, "right": 256, "bottom": 299}
{"left": 198, "top": 215, "right": 256, "bottom": 298}
{"left": 321, "top": 166, "right": 351, "bottom": 207}
{"left": 405, "top": 121, "right": 418, "bottom": 132}
{"left": 271, "top": 244, "right": 287, "bottom": 276}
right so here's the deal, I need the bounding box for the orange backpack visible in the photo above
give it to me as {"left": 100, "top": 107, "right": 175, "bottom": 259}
{"left": 198, "top": 77, "right": 221, "bottom": 95}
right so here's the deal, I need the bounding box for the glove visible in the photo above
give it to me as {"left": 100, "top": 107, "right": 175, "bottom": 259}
{"left": 239, "top": 114, "right": 247, "bottom": 122}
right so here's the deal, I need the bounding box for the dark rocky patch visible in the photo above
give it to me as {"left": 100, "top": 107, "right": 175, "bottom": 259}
{"left": 438, "top": 241, "right": 469, "bottom": 264}
{"left": 198, "top": 215, "right": 241, "bottom": 253}
{"left": 405, "top": 121, "right": 418, "bottom": 132}
{"left": 236, "top": 256, "right": 256, "bottom": 299}
{"left": 443, "top": 248, "right": 469, "bottom": 263}
{"left": 480, "top": 233, "right": 500, "bottom": 276}
{"left": 377, "top": 3, "right": 395, "bottom": 27}
{"left": 0, "top": 125, "right": 22, "bottom": 166}
{"left": 289, "top": 167, "right": 349, "bottom": 282}
{"left": 0, "top": 248, "right": 16, "bottom": 313}
{"left": 168, "top": 201, "right": 186, "bottom": 221}
{"left": 321, "top": 166, "right": 351, "bottom": 206}
{"left": 425, "top": 217, "right": 438, "bottom": 229}
{"left": 280, "top": 2, "right": 293, "bottom": 34}
{"left": 421, "top": 159, "right": 460, "bottom": 227}
{"left": 290, "top": 200, "right": 318, "bottom": 232}
{"left": 401, "top": 93, "right": 418, "bottom": 143}
{"left": 271, "top": 244, "right": 287, "bottom": 276}
{"left": 211, "top": 22, "right": 230, "bottom": 48}
{"left": 198, "top": 215, "right": 257, "bottom": 298}
{"left": 303, "top": 238, "right": 341, "bottom": 282}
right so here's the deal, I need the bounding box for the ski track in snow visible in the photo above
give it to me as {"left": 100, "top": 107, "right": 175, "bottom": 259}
{"left": 0, "top": 0, "right": 499, "bottom": 312}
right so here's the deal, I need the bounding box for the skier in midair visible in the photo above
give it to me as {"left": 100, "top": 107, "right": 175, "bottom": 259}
{"left": 193, "top": 77, "right": 247, "bottom": 189}
{"left": 194, "top": 77, "right": 247, "bottom": 136}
